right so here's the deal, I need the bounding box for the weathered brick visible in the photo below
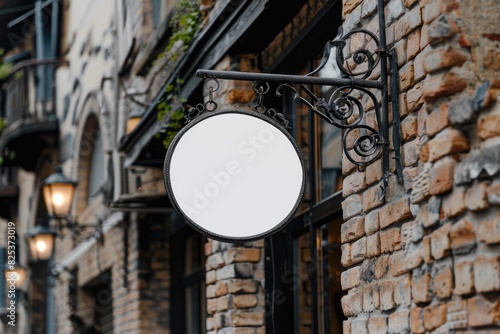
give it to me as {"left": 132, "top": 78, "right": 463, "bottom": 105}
{"left": 411, "top": 163, "right": 431, "bottom": 204}
{"left": 394, "top": 274, "right": 411, "bottom": 307}
{"left": 446, "top": 299, "right": 468, "bottom": 330}
{"left": 423, "top": 47, "right": 468, "bottom": 74}
{"left": 442, "top": 188, "right": 466, "bottom": 218}
{"left": 380, "top": 229, "right": 402, "bottom": 253}
{"left": 379, "top": 198, "right": 412, "bottom": 229}
{"left": 433, "top": 265, "right": 454, "bottom": 299}
{"left": 429, "top": 158, "right": 456, "bottom": 195}
{"left": 468, "top": 295, "right": 500, "bottom": 327}
{"left": 226, "top": 279, "right": 258, "bottom": 294}
{"left": 465, "top": 181, "right": 489, "bottom": 211}
{"left": 225, "top": 248, "right": 261, "bottom": 264}
{"left": 368, "top": 315, "right": 387, "bottom": 334}
{"left": 412, "top": 271, "right": 431, "bottom": 304}
{"left": 448, "top": 97, "right": 476, "bottom": 125}
{"left": 214, "top": 281, "right": 228, "bottom": 297}
{"left": 427, "top": 129, "right": 470, "bottom": 162}
{"left": 380, "top": 280, "right": 396, "bottom": 310}
{"left": 431, "top": 223, "right": 451, "bottom": 260}
{"left": 374, "top": 255, "right": 389, "bottom": 279}
{"left": 401, "top": 116, "right": 418, "bottom": 143}
{"left": 362, "top": 183, "right": 385, "bottom": 212}
{"left": 341, "top": 290, "right": 363, "bottom": 316}
{"left": 399, "top": 61, "right": 415, "bottom": 91}
{"left": 477, "top": 213, "right": 500, "bottom": 245}
{"left": 406, "top": 83, "right": 424, "bottom": 113}
{"left": 366, "top": 159, "right": 383, "bottom": 186}
{"left": 422, "top": 235, "right": 432, "bottom": 263}
{"left": 343, "top": 0, "right": 363, "bottom": 15}
{"left": 351, "top": 318, "right": 368, "bottom": 334}
{"left": 388, "top": 250, "right": 407, "bottom": 276}
{"left": 208, "top": 253, "right": 226, "bottom": 270}
{"left": 395, "top": 4, "right": 422, "bottom": 40}
{"left": 216, "top": 264, "right": 253, "bottom": 280}
{"left": 410, "top": 307, "right": 425, "bottom": 333}
{"left": 208, "top": 298, "right": 217, "bottom": 314}
{"left": 343, "top": 153, "right": 357, "bottom": 175}
{"left": 343, "top": 171, "right": 367, "bottom": 196}
{"left": 488, "top": 181, "right": 500, "bottom": 205}
{"left": 343, "top": 320, "right": 352, "bottom": 334}
{"left": 366, "top": 233, "right": 381, "bottom": 258}
{"left": 422, "top": 68, "right": 468, "bottom": 102}
{"left": 405, "top": 243, "right": 424, "bottom": 271}
{"left": 363, "top": 283, "right": 380, "bottom": 312}
{"left": 341, "top": 243, "right": 353, "bottom": 267}
{"left": 388, "top": 309, "right": 410, "bottom": 333}
{"left": 365, "top": 210, "right": 380, "bottom": 235}
{"left": 233, "top": 295, "right": 258, "bottom": 309}
{"left": 217, "top": 295, "right": 229, "bottom": 311}
{"left": 474, "top": 255, "right": 500, "bottom": 293}
{"left": 343, "top": 194, "right": 363, "bottom": 220}
{"left": 418, "top": 196, "right": 441, "bottom": 227}
{"left": 426, "top": 103, "right": 449, "bottom": 137}
{"left": 341, "top": 216, "right": 366, "bottom": 243}
{"left": 402, "top": 138, "right": 419, "bottom": 166}
{"left": 229, "top": 312, "right": 264, "bottom": 326}
{"left": 341, "top": 266, "right": 360, "bottom": 290}
{"left": 352, "top": 237, "right": 367, "bottom": 264}
{"left": 454, "top": 260, "right": 475, "bottom": 295}
{"left": 394, "top": 38, "right": 407, "bottom": 68}
{"left": 407, "top": 29, "right": 421, "bottom": 60}
{"left": 427, "top": 14, "right": 460, "bottom": 45}
{"left": 423, "top": 303, "right": 447, "bottom": 331}
{"left": 450, "top": 218, "right": 476, "bottom": 254}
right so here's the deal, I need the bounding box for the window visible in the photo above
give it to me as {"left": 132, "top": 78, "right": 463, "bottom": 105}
{"left": 266, "top": 49, "right": 345, "bottom": 334}
{"left": 171, "top": 217, "right": 206, "bottom": 334}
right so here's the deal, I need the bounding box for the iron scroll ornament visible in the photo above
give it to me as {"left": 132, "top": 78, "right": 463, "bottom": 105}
{"left": 196, "top": 26, "right": 403, "bottom": 181}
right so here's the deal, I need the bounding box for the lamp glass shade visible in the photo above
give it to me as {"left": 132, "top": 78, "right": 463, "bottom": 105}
{"left": 4, "top": 265, "right": 28, "bottom": 291}
{"left": 43, "top": 182, "right": 76, "bottom": 217}
{"left": 26, "top": 226, "right": 56, "bottom": 261}
{"left": 28, "top": 234, "right": 55, "bottom": 261}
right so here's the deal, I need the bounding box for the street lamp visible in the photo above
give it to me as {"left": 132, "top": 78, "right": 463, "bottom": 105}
{"left": 26, "top": 223, "right": 57, "bottom": 262}
{"left": 41, "top": 166, "right": 77, "bottom": 218}
{"left": 4, "top": 263, "right": 28, "bottom": 291}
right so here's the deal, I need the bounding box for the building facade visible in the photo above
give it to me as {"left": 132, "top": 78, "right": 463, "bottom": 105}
{"left": 0, "top": 0, "right": 498, "bottom": 333}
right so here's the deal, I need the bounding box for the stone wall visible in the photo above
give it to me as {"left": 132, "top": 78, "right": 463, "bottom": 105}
{"left": 205, "top": 240, "right": 266, "bottom": 334}
{"left": 340, "top": 0, "right": 500, "bottom": 333}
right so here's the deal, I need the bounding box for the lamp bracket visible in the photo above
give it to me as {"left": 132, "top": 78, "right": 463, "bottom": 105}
{"left": 193, "top": 2, "right": 403, "bottom": 200}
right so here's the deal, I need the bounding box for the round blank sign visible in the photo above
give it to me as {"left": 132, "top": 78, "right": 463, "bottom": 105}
{"left": 164, "top": 109, "right": 306, "bottom": 242}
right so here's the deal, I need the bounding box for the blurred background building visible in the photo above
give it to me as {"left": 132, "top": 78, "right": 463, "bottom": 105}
{"left": 0, "top": 0, "right": 498, "bottom": 333}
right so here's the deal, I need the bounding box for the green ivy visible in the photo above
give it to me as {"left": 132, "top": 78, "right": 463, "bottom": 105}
{"left": 156, "top": 79, "right": 188, "bottom": 149}
{"left": 0, "top": 49, "right": 12, "bottom": 80}
{"left": 155, "top": 1, "right": 202, "bottom": 149}
{"left": 157, "top": 0, "right": 201, "bottom": 63}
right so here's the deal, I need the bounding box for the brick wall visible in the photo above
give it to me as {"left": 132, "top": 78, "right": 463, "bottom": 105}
{"left": 205, "top": 239, "right": 266, "bottom": 334}
{"left": 55, "top": 215, "right": 170, "bottom": 334}
{"left": 340, "top": 0, "right": 500, "bottom": 333}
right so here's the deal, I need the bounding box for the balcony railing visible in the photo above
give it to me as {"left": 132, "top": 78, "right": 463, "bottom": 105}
{"left": 0, "top": 59, "right": 67, "bottom": 124}
{"left": 0, "top": 59, "right": 68, "bottom": 171}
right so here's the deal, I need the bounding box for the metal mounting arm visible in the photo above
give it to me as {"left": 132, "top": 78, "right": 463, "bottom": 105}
{"left": 193, "top": 0, "right": 402, "bottom": 201}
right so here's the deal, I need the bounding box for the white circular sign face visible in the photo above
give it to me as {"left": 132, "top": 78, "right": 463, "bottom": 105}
{"left": 164, "top": 109, "right": 306, "bottom": 242}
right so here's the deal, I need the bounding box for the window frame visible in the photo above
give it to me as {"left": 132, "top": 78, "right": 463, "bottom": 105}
{"left": 170, "top": 221, "right": 206, "bottom": 334}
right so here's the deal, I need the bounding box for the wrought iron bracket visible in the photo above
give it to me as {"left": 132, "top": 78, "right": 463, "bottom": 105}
{"left": 193, "top": 0, "right": 402, "bottom": 201}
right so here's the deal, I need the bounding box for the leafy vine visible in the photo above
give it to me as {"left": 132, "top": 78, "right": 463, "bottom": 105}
{"left": 155, "top": 0, "right": 202, "bottom": 149}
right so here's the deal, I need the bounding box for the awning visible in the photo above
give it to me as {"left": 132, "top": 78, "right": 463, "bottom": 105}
{"left": 121, "top": 0, "right": 270, "bottom": 168}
